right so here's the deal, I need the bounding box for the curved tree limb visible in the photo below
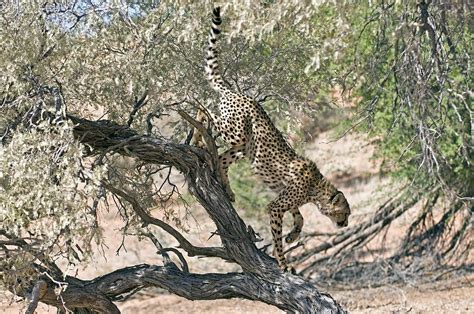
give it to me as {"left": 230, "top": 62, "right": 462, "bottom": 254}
{"left": 69, "top": 115, "right": 272, "bottom": 273}
{"left": 31, "top": 262, "right": 343, "bottom": 313}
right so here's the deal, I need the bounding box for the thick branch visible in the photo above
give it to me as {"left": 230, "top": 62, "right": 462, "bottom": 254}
{"left": 35, "top": 263, "right": 344, "bottom": 313}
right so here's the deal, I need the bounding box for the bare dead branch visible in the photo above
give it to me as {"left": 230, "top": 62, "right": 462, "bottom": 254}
{"left": 162, "top": 247, "right": 190, "bottom": 273}
{"left": 102, "top": 181, "right": 230, "bottom": 261}
{"left": 127, "top": 90, "right": 148, "bottom": 127}
{"left": 177, "top": 109, "right": 220, "bottom": 174}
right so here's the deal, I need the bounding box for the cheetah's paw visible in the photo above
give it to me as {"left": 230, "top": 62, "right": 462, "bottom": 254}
{"left": 280, "top": 264, "right": 296, "bottom": 274}
{"left": 225, "top": 186, "right": 235, "bottom": 202}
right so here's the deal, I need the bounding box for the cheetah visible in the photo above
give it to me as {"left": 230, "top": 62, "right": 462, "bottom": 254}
{"left": 202, "top": 7, "right": 351, "bottom": 271}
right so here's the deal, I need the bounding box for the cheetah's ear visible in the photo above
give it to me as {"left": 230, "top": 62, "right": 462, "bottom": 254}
{"left": 330, "top": 192, "right": 343, "bottom": 204}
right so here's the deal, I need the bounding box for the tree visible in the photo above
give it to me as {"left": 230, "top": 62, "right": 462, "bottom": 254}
{"left": 0, "top": 1, "right": 351, "bottom": 312}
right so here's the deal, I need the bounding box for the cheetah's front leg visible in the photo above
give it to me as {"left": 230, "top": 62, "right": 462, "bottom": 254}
{"left": 269, "top": 209, "right": 291, "bottom": 271}
{"left": 268, "top": 192, "right": 299, "bottom": 273}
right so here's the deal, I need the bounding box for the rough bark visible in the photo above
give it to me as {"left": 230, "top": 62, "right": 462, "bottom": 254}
{"left": 26, "top": 115, "right": 347, "bottom": 313}
{"left": 37, "top": 263, "right": 343, "bottom": 313}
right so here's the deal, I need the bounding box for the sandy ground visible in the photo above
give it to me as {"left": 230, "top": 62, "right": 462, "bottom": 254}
{"left": 1, "top": 131, "right": 472, "bottom": 313}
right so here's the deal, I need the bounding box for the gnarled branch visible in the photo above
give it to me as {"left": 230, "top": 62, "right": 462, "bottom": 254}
{"left": 3, "top": 114, "right": 345, "bottom": 313}
{"left": 31, "top": 262, "right": 343, "bottom": 313}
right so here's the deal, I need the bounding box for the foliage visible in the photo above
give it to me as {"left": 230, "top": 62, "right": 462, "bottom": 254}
{"left": 303, "top": 0, "right": 473, "bottom": 278}
{"left": 345, "top": 1, "right": 473, "bottom": 197}
{"left": 0, "top": 121, "right": 106, "bottom": 291}
{"left": 228, "top": 160, "right": 271, "bottom": 215}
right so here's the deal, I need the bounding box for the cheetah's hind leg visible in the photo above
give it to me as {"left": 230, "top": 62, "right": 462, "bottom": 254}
{"left": 190, "top": 109, "right": 209, "bottom": 148}
{"left": 188, "top": 109, "right": 238, "bottom": 202}
{"left": 218, "top": 145, "right": 245, "bottom": 202}
{"left": 285, "top": 209, "right": 303, "bottom": 244}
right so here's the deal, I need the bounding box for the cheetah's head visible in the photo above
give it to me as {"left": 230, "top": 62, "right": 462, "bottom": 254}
{"left": 319, "top": 191, "right": 351, "bottom": 228}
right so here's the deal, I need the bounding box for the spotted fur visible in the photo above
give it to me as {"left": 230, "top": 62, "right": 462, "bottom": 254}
{"left": 204, "top": 7, "right": 351, "bottom": 271}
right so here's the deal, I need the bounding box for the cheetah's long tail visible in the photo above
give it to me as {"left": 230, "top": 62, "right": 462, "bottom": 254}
{"left": 205, "top": 7, "right": 227, "bottom": 94}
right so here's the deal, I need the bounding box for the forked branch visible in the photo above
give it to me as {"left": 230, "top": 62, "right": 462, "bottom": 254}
{"left": 102, "top": 181, "right": 230, "bottom": 261}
